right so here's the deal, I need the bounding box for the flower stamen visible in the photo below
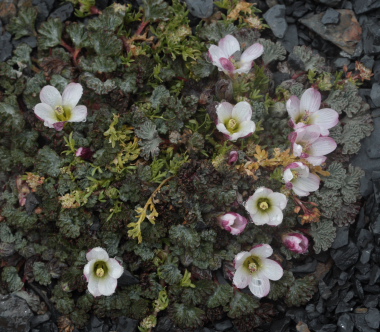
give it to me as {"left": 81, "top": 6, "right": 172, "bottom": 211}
{"left": 96, "top": 267, "right": 105, "bottom": 277}
{"left": 227, "top": 118, "right": 238, "bottom": 131}
{"left": 259, "top": 201, "right": 269, "bottom": 210}
{"left": 248, "top": 262, "right": 257, "bottom": 272}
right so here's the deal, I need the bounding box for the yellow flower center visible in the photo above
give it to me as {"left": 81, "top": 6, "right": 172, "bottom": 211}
{"left": 227, "top": 118, "right": 238, "bottom": 131}
{"left": 248, "top": 262, "right": 257, "bottom": 272}
{"left": 54, "top": 105, "right": 71, "bottom": 121}
{"left": 243, "top": 255, "right": 261, "bottom": 275}
{"left": 295, "top": 111, "right": 311, "bottom": 125}
{"left": 260, "top": 202, "right": 269, "bottom": 210}
{"left": 96, "top": 267, "right": 105, "bottom": 277}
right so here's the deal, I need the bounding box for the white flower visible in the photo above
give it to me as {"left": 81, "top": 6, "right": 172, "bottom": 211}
{"left": 208, "top": 35, "right": 264, "bottom": 75}
{"left": 286, "top": 88, "right": 339, "bottom": 136}
{"left": 216, "top": 101, "right": 256, "bottom": 141}
{"left": 282, "top": 233, "right": 309, "bottom": 254}
{"left": 83, "top": 247, "right": 124, "bottom": 297}
{"left": 218, "top": 212, "right": 248, "bottom": 235}
{"left": 34, "top": 83, "right": 87, "bottom": 131}
{"left": 245, "top": 187, "right": 287, "bottom": 226}
{"left": 233, "top": 244, "right": 283, "bottom": 298}
{"left": 283, "top": 162, "right": 320, "bottom": 197}
{"left": 289, "top": 125, "right": 337, "bottom": 166}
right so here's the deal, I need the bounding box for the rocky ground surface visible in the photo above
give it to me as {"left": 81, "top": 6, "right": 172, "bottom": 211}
{"left": 1, "top": 0, "right": 380, "bottom": 331}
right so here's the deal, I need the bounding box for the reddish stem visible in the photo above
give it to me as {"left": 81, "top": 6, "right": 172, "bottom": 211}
{"left": 136, "top": 20, "right": 150, "bottom": 35}
{"left": 291, "top": 71, "right": 307, "bottom": 80}
{"left": 60, "top": 39, "right": 75, "bottom": 54}
{"left": 90, "top": 6, "right": 102, "bottom": 15}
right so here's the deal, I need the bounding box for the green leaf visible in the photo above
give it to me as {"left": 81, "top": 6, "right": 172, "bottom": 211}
{"left": 150, "top": 86, "right": 170, "bottom": 109}
{"left": 258, "top": 39, "right": 286, "bottom": 65}
{"left": 2, "top": 266, "right": 24, "bottom": 292}
{"left": 292, "top": 45, "right": 325, "bottom": 72}
{"left": 169, "top": 303, "right": 205, "bottom": 329}
{"left": 82, "top": 73, "right": 117, "bottom": 95}
{"left": 38, "top": 18, "right": 63, "bottom": 49}
{"left": 142, "top": 0, "right": 169, "bottom": 21}
{"left": 50, "top": 74, "right": 70, "bottom": 92}
{"left": 169, "top": 225, "right": 200, "bottom": 249}
{"left": 207, "top": 284, "right": 233, "bottom": 308}
{"left": 8, "top": 7, "right": 37, "bottom": 39}
{"left": 325, "top": 82, "right": 362, "bottom": 116}
{"left": 227, "top": 291, "right": 260, "bottom": 318}
{"left": 0, "top": 224, "right": 15, "bottom": 243}
{"left": 115, "top": 73, "right": 138, "bottom": 93}
{"left": 0, "top": 103, "right": 25, "bottom": 133}
{"left": 33, "top": 262, "right": 52, "bottom": 286}
{"left": 7, "top": 44, "right": 32, "bottom": 70}
{"left": 268, "top": 271, "right": 295, "bottom": 301}
{"left": 35, "top": 146, "right": 63, "bottom": 177}
{"left": 89, "top": 31, "right": 122, "bottom": 56}
{"left": 322, "top": 161, "right": 346, "bottom": 190}
{"left": 66, "top": 22, "right": 89, "bottom": 49}
{"left": 285, "top": 275, "right": 318, "bottom": 307}
{"left": 310, "top": 219, "right": 336, "bottom": 254}
{"left": 188, "top": 57, "right": 215, "bottom": 79}
{"left": 196, "top": 21, "right": 237, "bottom": 42}
{"left": 157, "top": 263, "right": 183, "bottom": 285}
{"left": 341, "top": 165, "right": 364, "bottom": 204}
{"left": 87, "top": 7, "right": 125, "bottom": 31}
{"left": 182, "top": 280, "right": 215, "bottom": 306}
{"left": 135, "top": 121, "right": 162, "bottom": 160}
{"left": 80, "top": 56, "right": 118, "bottom": 73}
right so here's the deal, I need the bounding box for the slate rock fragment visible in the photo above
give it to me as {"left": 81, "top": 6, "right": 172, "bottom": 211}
{"left": 337, "top": 313, "right": 353, "bottom": 332}
{"left": 330, "top": 241, "right": 359, "bottom": 270}
{"left": 0, "top": 32, "right": 13, "bottom": 62}
{"left": 353, "top": 0, "right": 380, "bottom": 14}
{"left": 281, "top": 24, "right": 298, "bottom": 53}
{"left": 317, "top": 0, "right": 342, "bottom": 7}
{"left": 0, "top": 294, "right": 34, "bottom": 332}
{"left": 114, "top": 317, "right": 139, "bottom": 332}
{"left": 49, "top": 3, "right": 74, "bottom": 22}
{"left": 331, "top": 226, "right": 349, "bottom": 249}
{"left": 263, "top": 5, "right": 288, "bottom": 38}
{"left": 185, "top": 0, "right": 213, "bottom": 19}
{"left": 322, "top": 8, "right": 340, "bottom": 25}
{"left": 362, "top": 19, "right": 380, "bottom": 55}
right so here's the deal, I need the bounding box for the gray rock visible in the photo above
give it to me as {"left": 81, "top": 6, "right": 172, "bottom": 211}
{"left": 12, "top": 36, "right": 37, "bottom": 48}
{"left": 337, "top": 313, "right": 353, "bottom": 332}
{"left": 316, "top": 324, "right": 337, "bottom": 332}
{"left": 30, "top": 313, "right": 51, "bottom": 328}
{"left": 291, "top": 259, "right": 317, "bottom": 273}
{"left": 363, "top": 294, "right": 378, "bottom": 308}
{"left": 322, "top": 8, "right": 341, "bottom": 25}
{"left": 115, "top": 317, "right": 138, "bottom": 332}
{"left": 331, "top": 241, "right": 359, "bottom": 271}
{"left": 361, "top": 55, "right": 375, "bottom": 69}
{"left": 0, "top": 294, "right": 34, "bottom": 332}
{"left": 39, "top": 322, "right": 58, "bottom": 332}
{"left": 365, "top": 308, "right": 380, "bottom": 329}
{"left": 334, "top": 57, "right": 350, "bottom": 68}
{"left": 263, "top": 5, "right": 288, "bottom": 38}
{"left": 0, "top": 32, "right": 13, "bottom": 62}
{"left": 281, "top": 24, "right": 298, "bottom": 53}
{"left": 354, "top": 312, "right": 377, "bottom": 332}
{"left": 118, "top": 270, "right": 139, "bottom": 286}
{"left": 353, "top": 0, "right": 380, "bottom": 14}
{"left": 363, "top": 19, "right": 380, "bottom": 55}
{"left": 332, "top": 226, "right": 349, "bottom": 249}
{"left": 318, "top": 0, "right": 342, "bottom": 7}
{"left": 214, "top": 320, "right": 233, "bottom": 331}
{"left": 370, "top": 83, "right": 380, "bottom": 107}
{"left": 185, "top": 0, "right": 213, "bottom": 19}
{"left": 270, "top": 317, "right": 291, "bottom": 332}
{"left": 49, "top": 3, "right": 74, "bottom": 21}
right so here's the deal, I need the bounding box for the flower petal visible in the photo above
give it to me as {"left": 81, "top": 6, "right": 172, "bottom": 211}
{"left": 308, "top": 137, "right": 337, "bottom": 156}
{"left": 62, "top": 83, "right": 83, "bottom": 109}
{"left": 86, "top": 247, "right": 109, "bottom": 261}
{"left": 233, "top": 266, "right": 251, "bottom": 289}
{"left": 306, "top": 156, "right": 327, "bottom": 166}
{"left": 309, "top": 108, "right": 339, "bottom": 135}
{"left": 293, "top": 173, "right": 320, "bottom": 193}
{"left": 218, "top": 35, "right": 240, "bottom": 58}
{"left": 268, "top": 192, "right": 287, "bottom": 210}
{"left": 286, "top": 96, "right": 301, "bottom": 120}
{"left": 69, "top": 105, "right": 87, "bottom": 122}
{"left": 216, "top": 102, "right": 234, "bottom": 123}
{"left": 250, "top": 244, "right": 273, "bottom": 258}
{"left": 107, "top": 258, "right": 124, "bottom": 279}
{"left": 53, "top": 122, "right": 65, "bottom": 131}
{"left": 234, "top": 251, "right": 251, "bottom": 268}
{"left": 87, "top": 274, "right": 102, "bottom": 297}
{"left": 261, "top": 259, "right": 283, "bottom": 281}
{"left": 283, "top": 169, "right": 294, "bottom": 183}
{"left": 296, "top": 125, "right": 321, "bottom": 144}
{"left": 266, "top": 206, "right": 283, "bottom": 226}
{"left": 240, "top": 43, "right": 264, "bottom": 63}
{"left": 220, "top": 58, "right": 236, "bottom": 73}
{"left": 230, "top": 121, "right": 255, "bottom": 141}
{"left": 34, "top": 103, "right": 58, "bottom": 125}
{"left": 83, "top": 260, "right": 96, "bottom": 280}
{"left": 98, "top": 276, "right": 117, "bottom": 296}
{"left": 40, "top": 85, "right": 62, "bottom": 109}
{"left": 232, "top": 102, "right": 252, "bottom": 123}
{"left": 300, "top": 88, "right": 321, "bottom": 113}
{"left": 234, "top": 62, "right": 252, "bottom": 74}
{"left": 208, "top": 45, "right": 225, "bottom": 69}
{"left": 248, "top": 274, "right": 270, "bottom": 298}
{"left": 216, "top": 123, "right": 232, "bottom": 138}
{"left": 292, "top": 185, "right": 310, "bottom": 197}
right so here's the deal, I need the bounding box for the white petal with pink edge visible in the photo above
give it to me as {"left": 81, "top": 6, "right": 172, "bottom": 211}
{"left": 248, "top": 274, "right": 270, "bottom": 298}
{"left": 296, "top": 125, "right": 321, "bottom": 144}
{"left": 283, "top": 169, "right": 294, "bottom": 182}
{"left": 300, "top": 88, "right": 321, "bottom": 113}
{"left": 86, "top": 247, "right": 109, "bottom": 261}
{"left": 252, "top": 210, "right": 270, "bottom": 225}
{"left": 306, "top": 155, "right": 327, "bottom": 166}
{"left": 233, "top": 266, "right": 251, "bottom": 289}
{"left": 230, "top": 121, "right": 255, "bottom": 141}
{"left": 286, "top": 96, "right": 301, "bottom": 120}
{"left": 218, "top": 35, "right": 240, "bottom": 57}
{"left": 216, "top": 102, "right": 234, "bottom": 123}
{"left": 240, "top": 43, "right": 264, "bottom": 63}
{"left": 309, "top": 137, "right": 337, "bottom": 156}
{"left": 34, "top": 103, "right": 58, "bottom": 125}
{"left": 83, "top": 260, "right": 96, "bottom": 279}
{"left": 62, "top": 83, "right": 83, "bottom": 109}
{"left": 220, "top": 58, "right": 236, "bottom": 72}
{"left": 266, "top": 206, "right": 283, "bottom": 226}
{"left": 250, "top": 244, "right": 273, "bottom": 258}
{"left": 268, "top": 192, "right": 287, "bottom": 209}
{"left": 292, "top": 186, "right": 310, "bottom": 196}
{"left": 293, "top": 173, "right": 320, "bottom": 192}
{"left": 261, "top": 259, "right": 283, "bottom": 280}
{"left": 310, "top": 108, "right": 339, "bottom": 135}
{"left": 231, "top": 101, "right": 252, "bottom": 123}
{"left": 234, "top": 62, "right": 252, "bottom": 74}
{"left": 69, "top": 105, "right": 87, "bottom": 122}
{"left": 40, "top": 85, "right": 62, "bottom": 108}
{"left": 208, "top": 45, "right": 225, "bottom": 68}
{"left": 234, "top": 251, "right": 251, "bottom": 268}
{"left": 216, "top": 123, "right": 232, "bottom": 137}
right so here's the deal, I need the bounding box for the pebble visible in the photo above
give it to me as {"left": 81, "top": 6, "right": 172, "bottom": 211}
{"left": 214, "top": 320, "right": 232, "bottom": 331}
{"left": 362, "top": 19, "right": 380, "bottom": 55}
{"left": 352, "top": 0, "right": 380, "bottom": 14}
{"left": 291, "top": 259, "right": 317, "bottom": 273}
{"left": 0, "top": 32, "right": 13, "bottom": 62}
{"left": 332, "top": 227, "right": 349, "bottom": 249}
{"left": 12, "top": 36, "right": 38, "bottom": 49}
{"left": 370, "top": 83, "right": 380, "bottom": 107}
{"left": 49, "top": 3, "right": 74, "bottom": 21}
{"left": 360, "top": 55, "right": 375, "bottom": 69}
{"left": 322, "top": 8, "right": 341, "bottom": 25}
{"left": 363, "top": 294, "right": 378, "bottom": 308}
{"left": 0, "top": 295, "right": 34, "bottom": 332}
{"left": 337, "top": 314, "right": 353, "bottom": 332}
{"left": 30, "top": 313, "right": 51, "bottom": 328}
{"left": 318, "top": 0, "right": 342, "bottom": 7}
{"left": 263, "top": 5, "right": 288, "bottom": 38}
{"left": 281, "top": 24, "right": 298, "bottom": 53}
{"left": 316, "top": 324, "right": 337, "bottom": 332}
{"left": 114, "top": 317, "right": 138, "bottom": 332}
{"left": 269, "top": 317, "right": 291, "bottom": 332}
{"left": 331, "top": 241, "right": 359, "bottom": 271}
{"left": 117, "top": 270, "right": 139, "bottom": 286}
{"left": 185, "top": 0, "right": 213, "bottom": 19}
{"left": 334, "top": 57, "right": 350, "bottom": 68}
{"left": 365, "top": 308, "right": 380, "bottom": 329}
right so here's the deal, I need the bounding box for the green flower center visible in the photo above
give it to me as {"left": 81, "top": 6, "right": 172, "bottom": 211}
{"left": 54, "top": 105, "right": 71, "bottom": 122}
{"left": 93, "top": 261, "right": 108, "bottom": 278}
{"left": 226, "top": 118, "right": 238, "bottom": 132}
{"left": 257, "top": 198, "right": 270, "bottom": 212}
{"left": 295, "top": 111, "right": 310, "bottom": 125}
{"left": 243, "top": 255, "right": 261, "bottom": 274}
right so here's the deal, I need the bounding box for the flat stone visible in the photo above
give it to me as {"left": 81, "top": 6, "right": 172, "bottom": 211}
{"left": 0, "top": 32, "right": 13, "bottom": 62}
{"left": 317, "top": 0, "right": 342, "bottom": 7}
{"left": 337, "top": 313, "right": 353, "bottom": 332}
{"left": 360, "top": 246, "right": 373, "bottom": 264}
{"left": 361, "top": 55, "right": 375, "bottom": 69}
{"left": 292, "top": 1, "right": 308, "bottom": 18}
{"left": 365, "top": 308, "right": 380, "bottom": 329}
{"left": 334, "top": 57, "right": 350, "bottom": 68}
{"left": 332, "top": 226, "right": 349, "bottom": 249}
{"left": 155, "top": 316, "right": 176, "bottom": 332}
{"left": 370, "top": 83, "right": 380, "bottom": 107}
{"left": 285, "top": 308, "right": 307, "bottom": 323}
{"left": 316, "top": 324, "right": 337, "bottom": 332}
{"left": 353, "top": 0, "right": 380, "bottom": 14}
{"left": 185, "top": 0, "right": 213, "bottom": 19}
{"left": 49, "top": 3, "right": 74, "bottom": 21}
{"left": 117, "top": 270, "right": 139, "bottom": 286}
{"left": 30, "top": 313, "right": 51, "bottom": 328}
{"left": 270, "top": 317, "right": 291, "bottom": 332}
{"left": 357, "top": 229, "right": 373, "bottom": 249}
{"left": 115, "top": 317, "right": 138, "bottom": 332}
{"left": 300, "top": 9, "right": 362, "bottom": 55}
{"left": 214, "top": 320, "right": 232, "bottom": 331}
{"left": 291, "top": 259, "right": 317, "bottom": 273}
{"left": 0, "top": 294, "right": 34, "bottom": 332}
{"left": 363, "top": 294, "right": 378, "bottom": 308}
{"left": 363, "top": 19, "right": 380, "bottom": 55}
{"left": 331, "top": 241, "right": 359, "bottom": 271}
{"left": 281, "top": 24, "right": 298, "bottom": 53}
{"left": 263, "top": 5, "right": 288, "bottom": 38}
{"left": 12, "top": 36, "right": 37, "bottom": 48}
{"left": 354, "top": 313, "right": 377, "bottom": 332}
{"left": 369, "top": 265, "right": 380, "bottom": 285}
{"left": 322, "top": 8, "right": 341, "bottom": 25}
{"left": 319, "top": 280, "right": 332, "bottom": 300}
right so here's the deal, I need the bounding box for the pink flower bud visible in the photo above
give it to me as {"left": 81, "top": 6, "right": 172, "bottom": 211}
{"left": 218, "top": 212, "right": 248, "bottom": 235}
{"left": 228, "top": 151, "right": 239, "bottom": 165}
{"left": 282, "top": 233, "right": 309, "bottom": 254}
{"left": 75, "top": 147, "right": 93, "bottom": 160}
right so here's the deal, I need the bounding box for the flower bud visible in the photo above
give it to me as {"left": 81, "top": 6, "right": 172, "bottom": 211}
{"left": 76, "top": 147, "right": 93, "bottom": 160}
{"left": 282, "top": 233, "right": 309, "bottom": 254}
{"left": 218, "top": 212, "right": 247, "bottom": 235}
{"left": 228, "top": 151, "right": 239, "bottom": 165}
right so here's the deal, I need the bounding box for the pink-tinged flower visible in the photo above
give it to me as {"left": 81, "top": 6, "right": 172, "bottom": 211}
{"left": 76, "top": 147, "right": 93, "bottom": 160}
{"left": 216, "top": 102, "right": 256, "bottom": 141}
{"left": 287, "top": 88, "right": 339, "bottom": 136}
{"left": 283, "top": 162, "right": 320, "bottom": 197}
{"left": 245, "top": 187, "right": 287, "bottom": 226}
{"left": 228, "top": 151, "right": 239, "bottom": 165}
{"left": 233, "top": 244, "right": 283, "bottom": 298}
{"left": 282, "top": 233, "right": 309, "bottom": 254}
{"left": 208, "top": 35, "right": 264, "bottom": 75}
{"left": 289, "top": 125, "right": 337, "bottom": 166}
{"left": 218, "top": 212, "right": 248, "bottom": 235}
{"left": 83, "top": 247, "right": 124, "bottom": 297}
{"left": 34, "top": 83, "right": 87, "bottom": 131}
